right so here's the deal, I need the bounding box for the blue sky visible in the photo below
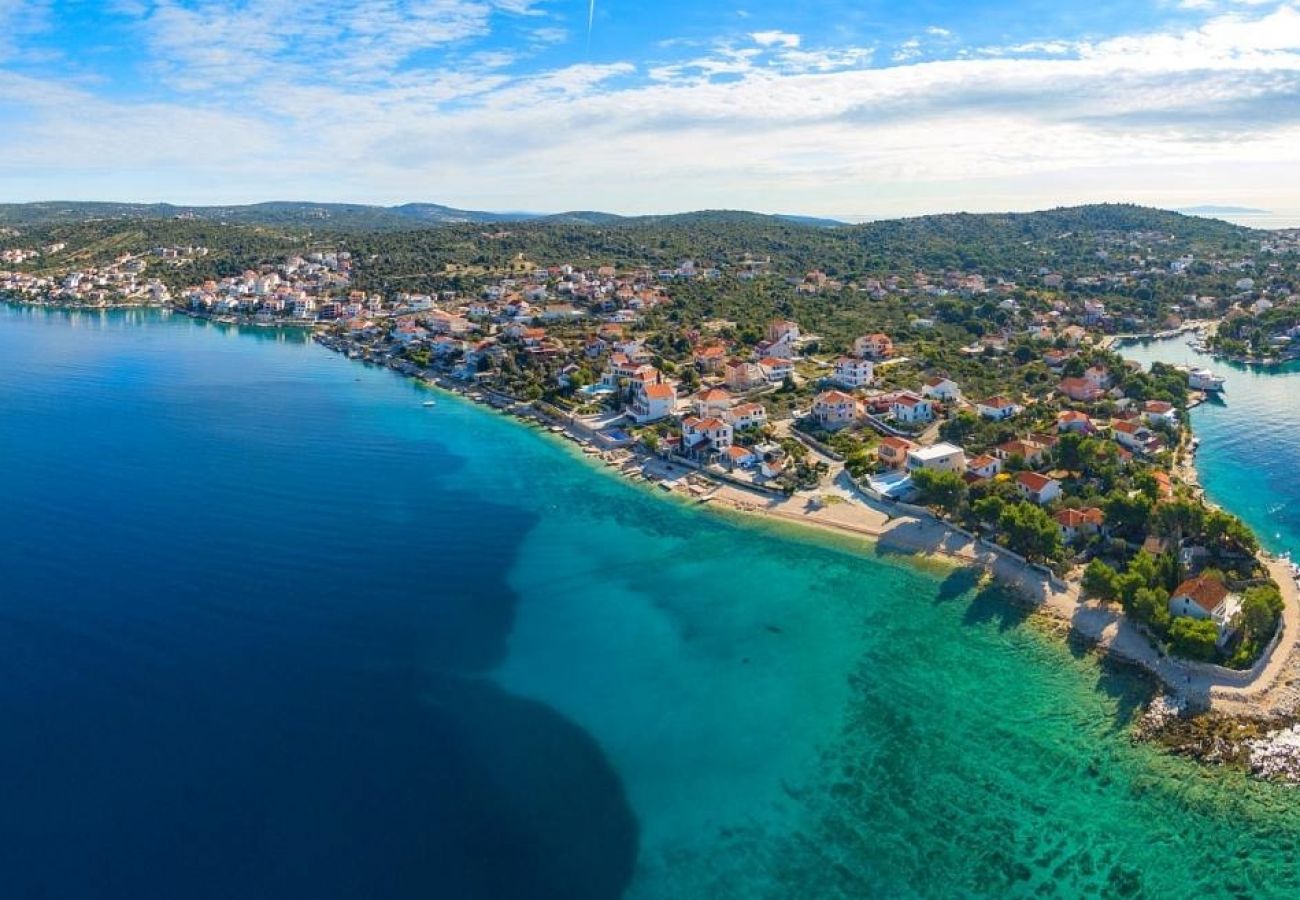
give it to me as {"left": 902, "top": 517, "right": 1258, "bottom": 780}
{"left": 1, "top": 0, "right": 1298, "bottom": 216}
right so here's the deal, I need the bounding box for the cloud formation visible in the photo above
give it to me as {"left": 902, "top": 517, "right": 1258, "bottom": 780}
{"left": 0, "top": 1, "right": 1298, "bottom": 217}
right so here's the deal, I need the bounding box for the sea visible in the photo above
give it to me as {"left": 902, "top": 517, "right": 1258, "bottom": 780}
{"left": 3, "top": 305, "right": 1300, "bottom": 899}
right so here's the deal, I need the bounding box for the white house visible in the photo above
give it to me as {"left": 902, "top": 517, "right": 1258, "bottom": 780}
{"left": 966, "top": 454, "right": 1002, "bottom": 479}
{"left": 758, "top": 357, "right": 794, "bottom": 382}
{"left": 921, "top": 377, "right": 960, "bottom": 402}
{"left": 1168, "top": 574, "right": 1241, "bottom": 647}
{"left": 682, "top": 416, "right": 734, "bottom": 454}
{"left": 1016, "top": 471, "right": 1062, "bottom": 505}
{"left": 977, "top": 396, "right": 1022, "bottom": 421}
{"left": 833, "top": 356, "right": 875, "bottom": 389}
{"left": 728, "top": 402, "right": 768, "bottom": 430}
{"left": 628, "top": 381, "right": 677, "bottom": 424}
{"left": 906, "top": 442, "right": 967, "bottom": 474}
{"left": 891, "top": 392, "right": 934, "bottom": 424}
{"left": 693, "top": 387, "right": 735, "bottom": 417}
{"left": 1142, "top": 400, "right": 1179, "bottom": 428}
{"left": 1054, "top": 507, "right": 1104, "bottom": 542}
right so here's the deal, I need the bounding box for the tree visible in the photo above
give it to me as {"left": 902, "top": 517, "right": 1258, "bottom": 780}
{"left": 1169, "top": 616, "right": 1219, "bottom": 661}
{"left": 911, "top": 467, "right": 967, "bottom": 515}
{"left": 998, "top": 501, "right": 1063, "bottom": 562}
{"left": 1082, "top": 559, "right": 1120, "bottom": 601}
{"left": 1131, "top": 586, "right": 1172, "bottom": 632}
{"left": 1238, "top": 584, "right": 1284, "bottom": 643}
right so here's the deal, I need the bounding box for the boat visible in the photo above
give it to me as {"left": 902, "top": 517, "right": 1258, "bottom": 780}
{"left": 1188, "top": 368, "right": 1226, "bottom": 392}
{"left": 422, "top": 399, "right": 436, "bottom": 407}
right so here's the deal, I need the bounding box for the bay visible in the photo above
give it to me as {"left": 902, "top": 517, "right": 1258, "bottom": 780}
{"left": 2, "top": 305, "right": 1300, "bottom": 899}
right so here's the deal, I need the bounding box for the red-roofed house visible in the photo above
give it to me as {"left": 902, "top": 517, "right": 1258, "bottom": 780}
{"left": 813, "top": 390, "right": 862, "bottom": 428}
{"left": 1054, "top": 507, "right": 1104, "bottom": 541}
{"left": 1016, "top": 471, "right": 1062, "bottom": 505}
{"left": 1169, "top": 574, "right": 1241, "bottom": 646}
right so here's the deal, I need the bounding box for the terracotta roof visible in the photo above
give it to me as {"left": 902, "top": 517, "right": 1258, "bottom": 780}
{"left": 641, "top": 383, "right": 675, "bottom": 400}
{"left": 1172, "top": 574, "right": 1229, "bottom": 614}
{"left": 1054, "top": 507, "right": 1104, "bottom": 527}
{"left": 1017, "top": 471, "right": 1056, "bottom": 492}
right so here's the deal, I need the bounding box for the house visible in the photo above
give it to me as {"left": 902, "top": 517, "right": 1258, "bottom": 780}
{"left": 628, "top": 381, "right": 677, "bottom": 424}
{"left": 682, "top": 416, "right": 734, "bottom": 455}
{"left": 890, "top": 392, "right": 934, "bottom": 424}
{"left": 1142, "top": 400, "right": 1179, "bottom": 427}
{"left": 1112, "top": 420, "right": 1162, "bottom": 455}
{"left": 1060, "top": 377, "right": 1104, "bottom": 402}
{"left": 854, "top": 333, "right": 894, "bottom": 359}
{"left": 812, "top": 390, "right": 862, "bottom": 428}
{"left": 920, "top": 376, "right": 960, "bottom": 402}
{"left": 1016, "top": 471, "right": 1062, "bottom": 505}
{"left": 694, "top": 344, "right": 728, "bottom": 373}
{"left": 724, "top": 445, "right": 758, "bottom": 469}
{"left": 1169, "top": 574, "right": 1241, "bottom": 646}
{"left": 1057, "top": 410, "right": 1094, "bottom": 434}
{"left": 728, "top": 402, "right": 768, "bottom": 430}
{"left": 906, "top": 442, "right": 967, "bottom": 474}
{"left": 996, "top": 438, "right": 1048, "bottom": 468}
{"left": 1084, "top": 366, "right": 1112, "bottom": 390}
{"left": 834, "top": 356, "right": 875, "bottom": 388}
{"left": 724, "top": 359, "right": 766, "bottom": 392}
{"left": 762, "top": 319, "right": 801, "bottom": 358}
{"left": 693, "top": 387, "right": 735, "bottom": 417}
{"left": 977, "top": 396, "right": 1022, "bottom": 421}
{"left": 1054, "top": 507, "right": 1104, "bottom": 542}
{"left": 877, "top": 436, "right": 917, "bottom": 470}
{"left": 759, "top": 357, "right": 794, "bottom": 382}
{"left": 966, "top": 454, "right": 1002, "bottom": 479}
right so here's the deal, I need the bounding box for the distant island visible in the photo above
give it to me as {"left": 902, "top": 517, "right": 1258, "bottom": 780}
{"left": 1177, "top": 205, "right": 1271, "bottom": 216}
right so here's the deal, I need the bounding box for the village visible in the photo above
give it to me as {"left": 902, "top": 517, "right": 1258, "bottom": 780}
{"left": 3, "top": 217, "right": 1299, "bottom": 678}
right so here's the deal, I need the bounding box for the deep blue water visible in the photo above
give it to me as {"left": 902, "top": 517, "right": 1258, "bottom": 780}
{"left": 7, "top": 307, "right": 1300, "bottom": 899}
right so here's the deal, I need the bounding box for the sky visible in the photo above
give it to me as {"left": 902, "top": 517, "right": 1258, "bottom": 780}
{"left": 0, "top": 0, "right": 1298, "bottom": 218}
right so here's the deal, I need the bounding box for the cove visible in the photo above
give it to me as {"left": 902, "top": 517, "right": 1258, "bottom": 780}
{"left": 3, "top": 306, "right": 1300, "bottom": 899}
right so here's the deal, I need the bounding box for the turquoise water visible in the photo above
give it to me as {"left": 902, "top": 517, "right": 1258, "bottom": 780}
{"left": 1118, "top": 337, "right": 1300, "bottom": 559}
{"left": 3, "top": 306, "right": 1300, "bottom": 898}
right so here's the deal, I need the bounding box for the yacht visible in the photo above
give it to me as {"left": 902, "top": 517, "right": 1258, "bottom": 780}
{"left": 1189, "top": 368, "right": 1225, "bottom": 392}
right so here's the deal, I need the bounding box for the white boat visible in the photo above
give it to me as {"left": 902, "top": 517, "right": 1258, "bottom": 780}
{"left": 1188, "top": 368, "right": 1225, "bottom": 392}
{"left": 422, "top": 400, "right": 436, "bottom": 407}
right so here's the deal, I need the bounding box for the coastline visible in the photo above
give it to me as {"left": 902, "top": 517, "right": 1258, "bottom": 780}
{"left": 330, "top": 332, "right": 1300, "bottom": 721}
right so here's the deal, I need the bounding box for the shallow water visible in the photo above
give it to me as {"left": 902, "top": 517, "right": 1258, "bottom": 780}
{"left": 2, "top": 306, "right": 1299, "bottom": 898}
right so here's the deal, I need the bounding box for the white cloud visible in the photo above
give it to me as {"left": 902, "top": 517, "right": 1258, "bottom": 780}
{"left": 750, "top": 30, "right": 800, "bottom": 49}
{"left": 2, "top": 1, "right": 1300, "bottom": 217}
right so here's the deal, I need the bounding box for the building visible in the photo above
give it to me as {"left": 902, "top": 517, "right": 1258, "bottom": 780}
{"left": 996, "top": 438, "right": 1048, "bottom": 468}
{"left": 1057, "top": 410, "right": 1094, "bottom": 434}
{"left": 977, "top": 396, "right": 1022, "bottom": 421}
{"left": 854, "top": 333, "right": 894, "bottom": 359}
{"left": 906, "top": 442, "right": 967, "bottom": 474}
{"left": 833, "top": 356, "right": 875, "bottom": 388}
{"left": 920, "top": 376, "right": 960, "bottom": 402}
{"left": 628, "top": 381, "right": 677, "bottom": 424}
{"left": 812, "top": 390, "right": 862, "bottom": 428}
{"left": 877, "top": 436, "right": 917, "bottom": 469}
{"left": 728, "top": 402, "right": 768, "bottom": 430}
{"left": 1142, "top": 400, "right": 1179, "bottom": 428}
{"left": 1016, "top": 471, "right": 1062, "bottom": 505}
{"left": 1054, "top": 507, "right": 1104, "bottom": 541}
{"left": 724, "top": 359, "right": 766, "bottom": 392}
{"left": 1112, "top": 420, "right": 1162, "bottom": 455}
{"left": 966, "top": 454, "right": 1002, "bottom": 479}
{"left": 890, "top": 392, "right": 933, "bottom": 424}
{"left": 693, "top": 387, "right": 734, "bottom": 417}
{"left": 682, "top": 416, "right": 734, "bottom": 455}
{"left": 1169, "top": 574, "right": 1241, "bottom": 646}
{"left": 758, "top": 357, "right": 794, "bottom": 382}
{"left": 1060, "top": 377, "right": 1104, "bottom": 402}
